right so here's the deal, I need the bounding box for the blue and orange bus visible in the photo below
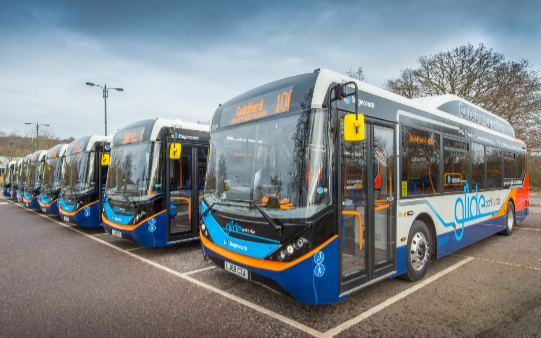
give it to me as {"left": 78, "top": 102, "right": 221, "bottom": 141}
{"left": 1, "top": 160, "right": 16, "bottom": 198}
{"left": 200, "top": 69, "right": 528, "bottom": 304}
{"left": 59, "top": 135, "right": 111, "bottom": 227}
{"left": 10, "top": 158, "right": 24, "bottom": 200}
{"left": 16, "top": 155, "right": 32, "bottom": 203}
{"left": 39, "top": 144, "right": 69, "bottom": 215}
{"left": 23, "top": 150, "right": 48, "bottom": 209}
{"left": 102, "top": 118, "right": 210, "bottom": 247}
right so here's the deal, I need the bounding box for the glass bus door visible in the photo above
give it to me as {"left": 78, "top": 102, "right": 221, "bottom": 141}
{"left": 340, "top": 122, "right": 396, "bottom": 294}
{"left": 166, "top": 144, "right": 208, "bottom": 241}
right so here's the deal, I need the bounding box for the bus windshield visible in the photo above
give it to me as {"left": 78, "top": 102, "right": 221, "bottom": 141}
{"left": 61, "top": 152, "right": 95, "bottom": 195}
{"left": 42, "top": 157, "right": 63, "bottom": 194}
{"left": 105, "top": 141, "right": 163, "bottom": 203}
{"left": 205, "top": 109, "right": 332, "bottom": 219}
{"left": 25, "top": 161, "right": 42, "bottom": 189}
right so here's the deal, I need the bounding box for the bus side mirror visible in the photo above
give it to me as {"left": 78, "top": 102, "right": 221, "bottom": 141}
{"left": 170, "top": 143, "right": 181, "bottom": 159}
{"left": 101, "top": 154, "right": 110, "bottom": 166}
{"left": 344, "top": 114, "right": 365, "bottom": 141}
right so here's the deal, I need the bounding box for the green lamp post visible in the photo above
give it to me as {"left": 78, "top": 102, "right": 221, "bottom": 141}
{"left": 86, "top": 82, "right": 124, "bottom": 136}
{"left": 25, "top": 122, "right": 49, "bottom": 151}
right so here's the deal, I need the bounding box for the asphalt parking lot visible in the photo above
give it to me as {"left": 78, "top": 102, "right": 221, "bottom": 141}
{"left": 1, "top": 196, "right": 540, "bottom": 338}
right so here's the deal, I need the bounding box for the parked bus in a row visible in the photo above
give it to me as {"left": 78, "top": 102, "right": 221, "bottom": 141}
{"left": 102, "top": 118, "right": 210, "bottom": 247}
{"left": 23, "top": 150, "right": 47, "bottom": 209}
{"left": 10, "top": 158, "right": 24, "bottom": 200}
{"left": 199, "top": 69, "right": 528, "bottom": 304}
{"left": 59, "top": 135, "right": 111, "bottom": 227}
{"left": 2, "top": 160, "right": 16, "bottom": 198}
{"left": 16, "top": 155, "right": 32, "bottom": 203}
{"left": 40, "top": 144, "right": 69, "bottom": 216}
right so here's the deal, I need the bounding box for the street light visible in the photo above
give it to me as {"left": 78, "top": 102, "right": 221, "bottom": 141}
{"left": 25, "top": 122, "right": 50, "bottom": 152}
{"left": 86, "top": 82, "right": 124, "bottom": 136}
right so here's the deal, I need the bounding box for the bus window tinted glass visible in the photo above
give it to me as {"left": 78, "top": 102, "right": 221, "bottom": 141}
{"left": 443, "top": 149, "right": 468, "bottom": 193}
{"left": 503, "top": 151, "right": 516, "bottom": 179}
{"left": 486, "top": 146, "right": 502, "bottom": 189}
{"left": 471, "top": 143, "right": 485, "bottom": 190}
{"left": 517, "top": 153, "right": 526, "bottom": 179}
{"left": 401, "top": 126, "right": 440, "bottom": 196}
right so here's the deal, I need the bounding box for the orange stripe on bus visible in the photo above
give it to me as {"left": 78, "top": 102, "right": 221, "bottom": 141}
{"left": 59, "top": 200, "right": 99, "bottom": 216}
{"left": 102, "top": 210, "right": 166, "bottom": 231}
{"left": 201, "top": 231, "right": 338, "bottom": 272}
{"left": 39, "top": 198, "right": 59, "bottom": 208}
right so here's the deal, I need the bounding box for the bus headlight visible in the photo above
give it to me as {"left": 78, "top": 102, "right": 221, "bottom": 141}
{"left": 286, "top": 245, "right": 295, "bottom": 255}
{"left": 269, "top": 235, "right": 311, "bottom": 263}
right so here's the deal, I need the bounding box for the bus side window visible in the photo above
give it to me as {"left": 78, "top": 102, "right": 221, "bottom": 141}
{"left": 443, "top": 138, "right": 468, "bottom": 193}
{"left": 486, "top": 146, "right": 502, "bottom": 189}
{"left": 471, "top": 143, "right": 485, "bottom": 191}
{"left": 401, "top": 126, "right": 440, "bottom": 196}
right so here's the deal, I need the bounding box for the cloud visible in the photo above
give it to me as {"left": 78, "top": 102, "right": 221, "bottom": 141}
{"left": 0, "top": 0, "right": 540, "bottom": 140}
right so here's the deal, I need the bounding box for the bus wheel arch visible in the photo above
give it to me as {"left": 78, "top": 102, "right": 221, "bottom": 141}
{"left": 500, "top": 198, "right": 515, "bottom": 236}
{"left": 415, "top": 213, "right": 437, "bottom": 259}
{"left": 400, "top": 214, "right": 435, "bottom": 282}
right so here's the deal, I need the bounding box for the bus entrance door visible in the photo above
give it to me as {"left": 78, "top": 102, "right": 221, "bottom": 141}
{"left": 340, "top": 122, "right": 396, "bottom": 294}
{"left": 166, "top": 143, "right": 209, "bottom": 241}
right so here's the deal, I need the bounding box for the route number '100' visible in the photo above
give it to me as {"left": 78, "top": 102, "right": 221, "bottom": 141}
{"left": 276, "top": 90, "right": 293, "bottom": 113}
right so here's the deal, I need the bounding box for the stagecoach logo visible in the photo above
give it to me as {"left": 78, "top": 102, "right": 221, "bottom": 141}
{"left": 148, "top": 218, "right": 156, "bottom": 232}
{"left": 453, "top": 180, "right": 496, "bottom": 241}
{"left": 223, "top": 238, "right": 247, "bottom": 251}
{"left": 84, "top": 206, "right": 91, "bottom": 217}
{"left": 172, "top": 133, "right": 199, "bottom": 141}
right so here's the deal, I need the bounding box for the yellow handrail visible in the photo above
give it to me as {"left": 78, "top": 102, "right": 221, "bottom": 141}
{"left": 342, "top": 210, "right": 363, "bottom": 250}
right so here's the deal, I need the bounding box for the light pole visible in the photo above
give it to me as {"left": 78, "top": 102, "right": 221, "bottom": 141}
{"left": 86, "top": 82, "right": 124, "bottom": 136}
{"left": 25, "top": 122, "right": 49, "bottom": 151}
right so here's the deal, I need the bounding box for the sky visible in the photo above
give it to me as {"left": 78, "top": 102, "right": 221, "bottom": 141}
{"left": 1, "top": 0, "right": 540, "bottom": 140}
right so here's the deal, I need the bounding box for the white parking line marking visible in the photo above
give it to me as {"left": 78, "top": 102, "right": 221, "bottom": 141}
{"left": 125, "top": 246, "right": 148, "bottom": 251}
{"left": 323, "top": 257, "right": 474, "bottom": 338}
{"left": 517, "top": 227, "right": 541, "bottom": 232}
{"left": 453, "top": 254, "right": 541, "bottom": 272}
{"left": 185, "top": 266, "right": 215, "bottom": 275}
{"left": 0, "top": 202, "right": 8, "bottom": 205}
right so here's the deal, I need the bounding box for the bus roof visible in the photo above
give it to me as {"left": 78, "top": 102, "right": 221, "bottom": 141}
{"left": 30, "top": 150, "right": 48, "bottom": 162}
{"left": 113, "top": 118, "right": 210, "bottom": 146}
{"left": 46, "top": 144, "right": 69, "bottom": 159}
{"left": 67, "top": 135, "right": 112, "bottom": 155}
{"left": 212, "top": 69, "right": 520, "bottom": 145}
{"left": 312, "top": 69, "right": 516, "bottom": 138}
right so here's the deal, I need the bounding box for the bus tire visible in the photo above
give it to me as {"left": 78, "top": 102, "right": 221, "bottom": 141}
{"left": 401, "top": 220, "right": 431, "bottom": 282}
{"left": 500, "top": 201, "right": 515, "bottom": 236}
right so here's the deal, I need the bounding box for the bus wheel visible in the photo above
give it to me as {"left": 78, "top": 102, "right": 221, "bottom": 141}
{"left": 401, "top": 220, "right": 431, "bottom": 282}
{"left": 500, "top": 201, "right": 515, "bottom": 236}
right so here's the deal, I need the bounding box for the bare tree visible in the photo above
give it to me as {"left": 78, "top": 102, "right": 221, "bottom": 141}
{"left": 346, "top": 67, "right": 365, "bottom": 82}
{"left": 385, "top": 43, "right": 541, "bottom": 152}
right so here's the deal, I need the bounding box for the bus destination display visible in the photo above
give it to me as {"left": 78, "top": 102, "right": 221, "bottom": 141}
{"left": 220, "top": 86, "right": 293, "bottom": 128}
{"left": 118, "top": 127, "right": 145, "bottom": 145}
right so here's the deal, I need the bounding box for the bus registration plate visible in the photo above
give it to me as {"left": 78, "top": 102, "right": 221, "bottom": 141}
{"left": 111, "top": 229, "right": 122, "bottom": 238}
{"left": 62, "top": 216, "right": 69, "bottom": 222}
{"left": 225, "top": 261, "right": 248, "bottom": 280}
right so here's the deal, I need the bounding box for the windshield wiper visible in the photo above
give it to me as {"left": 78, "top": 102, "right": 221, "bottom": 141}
{"left": 222, "top": 198, "right": 283, "bottom": 235}
{"left": 120, "top": 191, "right": 137, "bottom": 209}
